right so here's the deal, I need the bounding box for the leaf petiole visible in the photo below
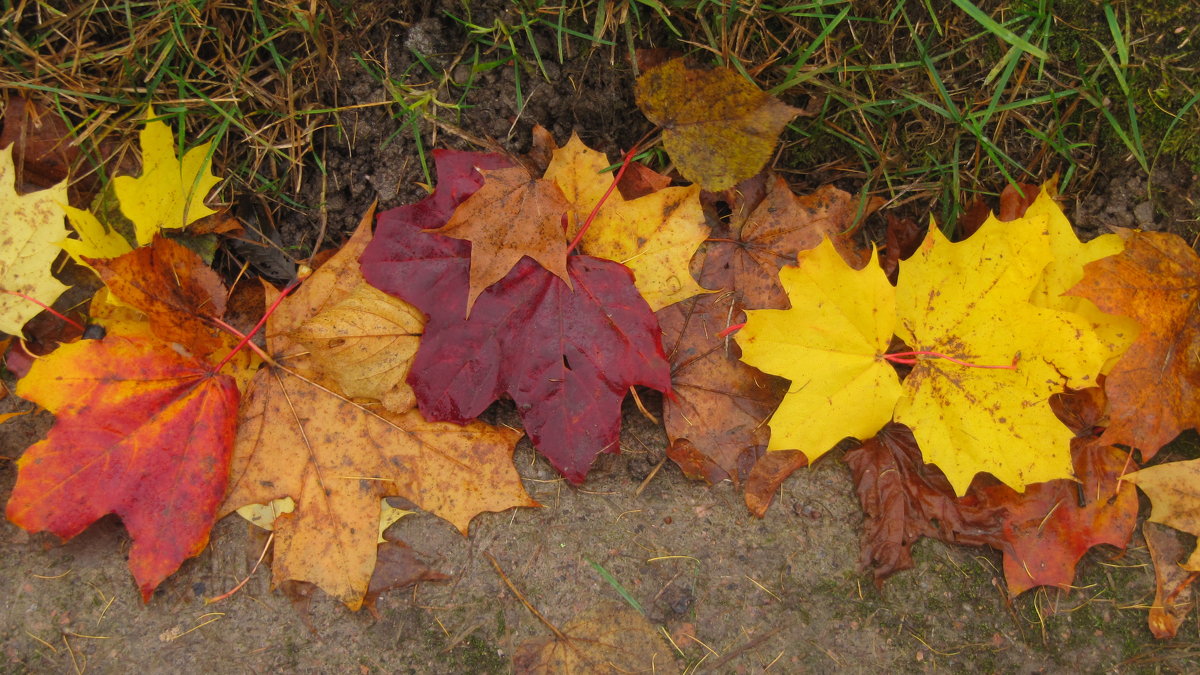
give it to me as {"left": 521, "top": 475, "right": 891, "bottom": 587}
{"left": 2, "top": 289, "right": 85, "bottom": 331}
{"left": 210, "top": 277, "right": 302, "bottom": 374}
{"left": 883, "top": 350, "right": 1020, "bottom": 370}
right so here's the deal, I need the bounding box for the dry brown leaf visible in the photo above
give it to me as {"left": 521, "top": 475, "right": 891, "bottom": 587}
{"left": 513, "top": 603, "right": 675, "bottom": 674}
{"left": 1143, "top": 522, "right": 1198, "bottom": 639}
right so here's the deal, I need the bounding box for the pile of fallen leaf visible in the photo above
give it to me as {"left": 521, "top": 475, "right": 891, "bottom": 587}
{"left": 3, "top": 57, "right": 1200, "bottom": 642}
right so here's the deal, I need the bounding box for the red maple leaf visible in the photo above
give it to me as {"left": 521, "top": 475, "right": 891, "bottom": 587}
{"left": 6, "top": 335, "right": 239, "bottom": 600}
{"left": 361, "top": 150, "right": 672, "bottom": 482}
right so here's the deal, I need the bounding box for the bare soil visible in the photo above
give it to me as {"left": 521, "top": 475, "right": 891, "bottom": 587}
{"left": 3, "top": 1, "right": 1200, "bottom": 673}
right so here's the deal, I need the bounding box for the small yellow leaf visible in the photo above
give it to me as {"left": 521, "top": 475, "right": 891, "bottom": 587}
{"left": 582, "top": 184, "right": 710, "bottom": 310}
{"left": 894, "top": 216, "right": 1109, "bottom": 495}
{"left": 737, "top": 239, "right": 901, "bottom": 462}
{"left": 0, "top": 145, "right": 70, "bottom": 335}
{"left": 113, "top": 107, "right": 221, "bottom": 246}
{"left": 544, "top": 132, "right": 616, "bottom": 225}
{"left": 61, "top": 204, "right": 133, "bottom": 263}
{"left": 236, "top": 497, "right": 296, "bottom": 530}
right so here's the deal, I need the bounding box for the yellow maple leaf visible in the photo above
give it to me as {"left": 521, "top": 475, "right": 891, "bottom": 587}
{"left": 0, "top": 145, "right": 70, "bottom": 335}
{"left": 582, "top": 185, "right": 710, "bottom": 311}
{"left": 113, "top": 107, "right": 221, "bottom": 246}
{"left": 1020, "top": 186, "right": 1138, "bottom": 373}
{"left": 1126, "top": 460, "right": 1200, "bottom": 571}
{"left": 60, "top": 204, "right": 133, "bottom": 264}
{"left": 736, "top": 239, "right": 901, "bottom": 462}
{"left": 893, "top": 216, "right": 1109, "bottom": 494}
{"left": 544, "top": 132, "right": 615, "bottom": 226}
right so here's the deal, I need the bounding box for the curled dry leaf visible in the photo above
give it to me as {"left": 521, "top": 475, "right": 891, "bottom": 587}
{"left": 1125, "top": 457, "right": 1200, "bottom": 571}
{"left": 1143, "top": 522, "right": 1198, "bottom": 639}
{"left": 844, "top": 423, "right": 1003, "bottom": 584}
{"left": 635, "top": 57, "right": 801, "bottom": 190}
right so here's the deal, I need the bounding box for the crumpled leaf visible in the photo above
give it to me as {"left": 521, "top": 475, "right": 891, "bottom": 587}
{"left": 513, "top": 603, "right": 675, "bottom": 674}
{"left": 845, "top": 423, "right": 1004, "bottom": 583}
{"left": 635, "top": 57, "right": 800, "bottom": 190}
{"left": 1143, "top": 522, "right": 1197, "bottom": 639}
{"left": 977, "top": 439, "right": 1138, "bottom": 596}
{"left": 894, "top": 217, "right": 1110, "bottom": 494}
{"left": 1125, "top": 457, "right": 1200, "bottom": 571}
{"left": 737, "top": 239, "right": 902, "bottom": 462}
{"left": 429, "top": 165, "right": 571, "bottom": 315}
{"left": 287, "top": 208, "right": 424, "bottom": 413}
{"left": 1068, "top": 229, "right": 1200, "bottom": 459}
{"left": 6, "top": 334, "right": 239, "bottom": 600}
{"left": 659, "top": 292, "right": 787, "bottom": 483}
{"left": 113, "top": 107, "right": 221, "bottom": 245}
{"left": 361, "top": 150, "right": 672, "bottom": 483}
{"left": 0, "top": 144, "right": 69, "bottom": 335}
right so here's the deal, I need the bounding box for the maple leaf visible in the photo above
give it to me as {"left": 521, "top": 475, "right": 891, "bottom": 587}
{"left": 5, "top": 334, "right": 239, "bottom": 600}
{"left": 701, "top": 176, "right": 868, "bottom": 309}
{"left": 737, "top": 239, "right": 902, "bottom": 462}
{"left": 1068, "top": 229, "right": 1200, "bottom": 459}
{"left": 976, "top": 439, "right": 1138, "bottom": 596}
{"left": 545, "top": 133, "right": 711, "bottom": 311}
{"left": 1143, "top": 522, "right": 1197, "bottom": 639}
{"left": 844, "top": 423, "right": 1004, "bottom": 583}
{"left": 219, "top": 360, "right": 534, "bottom": 610}
{"left": 743, "top": 449, "right": 808, "bottom": 517}
{"left": 658, "top": 293, "right": 787, "bottom": 483}
{"left": 1125, "top": 457, "right": 1200, "bottom": 571}
{"left": 361, "top": 150, "right": 672, "bottom": 483}
{"left": 113, "top": 107, "right": 221, "bottom": 246}
{"left": 61, "top": 204, "right": 134, "bottom": 263}
{"left": 513, "top": 603, "right": 675, "bottom": 674}
{"left": 635, "top": 57, "right": 801, "bottom": 190}
{"left": 894, "top": 218, "right": 1110, "bottom": 494}
{"left": 428, "top": 165, "right": 571, "bottom": 315}
{"left": 87, "top": 235, "right": 231, "bottom": 361}
{"left": 0, "top": 144, "right": 69, "bottom": 335}
{"left": 284, "top": 208, "right": 424, "bottom": 413}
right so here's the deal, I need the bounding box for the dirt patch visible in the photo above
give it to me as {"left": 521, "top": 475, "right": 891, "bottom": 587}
{"left": 3, "top": 1, "right": 1200, "bottom": 673}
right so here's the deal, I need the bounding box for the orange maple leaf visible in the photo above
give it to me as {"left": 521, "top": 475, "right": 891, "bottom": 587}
{"left": 428, "top": 165, "right": 571, "bottom": 315}
{"left": 6, "top": 335, "right": 239, "bottom": 600}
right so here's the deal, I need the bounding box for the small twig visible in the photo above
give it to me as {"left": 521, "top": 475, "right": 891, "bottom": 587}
{"left": 484, "top": 552, "right": 570, "bottom": 643}
{"left": 207, "top": 533, "right": 274, "bottom": 604}
{"left": 700, "top": 627, "right": 781, "bottom": 673}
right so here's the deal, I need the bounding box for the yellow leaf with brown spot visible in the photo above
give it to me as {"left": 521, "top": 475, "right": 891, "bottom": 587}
{"left": 0, "top": 144, "right": 69, "bottom": 335}
{"left": 581, "top": 184, "right": 710, "bottom": 311}
{"left": 636, "top": 57, "right": 801, "bottom": 190}
{"left": 113, "top": 107, "right": 221, "bottom": 245}
{"left": 894, "top": 216, "right": 1109, "bottom": 495}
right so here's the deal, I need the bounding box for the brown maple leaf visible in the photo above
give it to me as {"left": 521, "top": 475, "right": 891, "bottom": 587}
{"left": 428, "top": 165, "right": 571, "bottom": 315}
{"left": 1068, "top": 229, "right": 1196, "bottom": 459}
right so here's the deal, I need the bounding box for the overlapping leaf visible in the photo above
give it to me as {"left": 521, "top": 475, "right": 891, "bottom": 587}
{"left": 1069, "top": 229, "right": 1200, "bottom": 458}
{"left": 361, "top": 149, "right": 672, "bottom": 482}
{"left": 5, "top": 334, "right": 239, "bottom": 600}
{"left": 0, "top": 144, "right": 69, "bottom": 335}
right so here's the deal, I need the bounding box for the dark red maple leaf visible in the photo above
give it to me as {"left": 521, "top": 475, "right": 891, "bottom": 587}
{"left": 361, "top": 150, "right": 672, "bottom": 482}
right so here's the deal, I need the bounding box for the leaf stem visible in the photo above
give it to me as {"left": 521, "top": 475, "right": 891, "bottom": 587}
{"left": 883, "top": 350, "right": 1020, "bottom": 370}
{"left": 718, "top": 322, "right": 746, "bottom": 338}
{"left": 2, "top": 290, "right": 84, "bottom": 331}
{"left": 565, "top": 127, "right": 658, "bottom": 255}
{"left": 211, "top": 278, "right": 301, "bottom": 374}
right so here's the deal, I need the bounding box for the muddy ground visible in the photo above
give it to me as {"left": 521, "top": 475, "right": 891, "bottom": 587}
{"left": 4, "top": 2, "right": 1200, "bottom": 673}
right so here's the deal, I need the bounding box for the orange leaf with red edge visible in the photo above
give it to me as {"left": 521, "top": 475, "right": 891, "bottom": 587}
{"left": 5, "top": 334, "right": 239, "bottom": 601}
{"left": 1068, "top": 229, "right": 1200, "bottom": 459}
